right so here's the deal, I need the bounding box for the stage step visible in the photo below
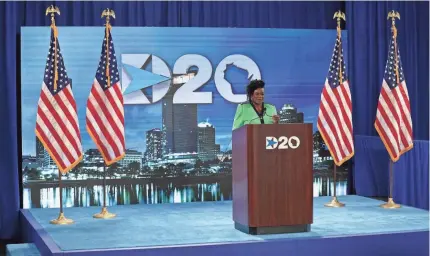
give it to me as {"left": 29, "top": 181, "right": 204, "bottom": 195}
{"left": 6, "top": 243, "right": 40, "bottom": 256}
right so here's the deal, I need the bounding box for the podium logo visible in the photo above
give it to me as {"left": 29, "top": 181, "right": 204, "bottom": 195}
{"left": 266, "top": 136, "right": 300, "bottom": 150}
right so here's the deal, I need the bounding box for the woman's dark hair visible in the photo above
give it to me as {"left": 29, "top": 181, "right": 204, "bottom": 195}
{"left": 246, "top": 79, "right": 265, "bottom": 100}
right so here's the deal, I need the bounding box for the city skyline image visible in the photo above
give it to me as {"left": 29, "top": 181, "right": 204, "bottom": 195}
{"left": 20, "top": 27, "right": 349, "bottom": 209}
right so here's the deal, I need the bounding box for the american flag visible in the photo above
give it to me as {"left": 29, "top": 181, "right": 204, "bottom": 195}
{"left": 86, "top": 26, "right": 125, "bottom": 165}
{"left": 374, "top": 32, "right": 413, "bottom": 162}
{"left": 317, "top": 34, "right": 354, "bottom": 166}
{"left": 35, "top": 27, "right": 83, "bottom": 174}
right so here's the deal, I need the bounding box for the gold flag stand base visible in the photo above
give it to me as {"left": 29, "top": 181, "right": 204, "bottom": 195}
{"left": 380, "top": 197, "right": 401, "bottom": 209}
{"left": 324, "top": 197, "right": 345, "bottom": 208}
{"left": 50, "top": 212, "right": 74, "bottom": 225}
{"left": 93, "top": 207, "right": 116, "bottom": 219}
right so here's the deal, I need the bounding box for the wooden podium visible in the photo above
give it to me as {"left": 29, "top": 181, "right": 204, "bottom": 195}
{"left": 232, "top": 124, "right": 313, "bottom": 235}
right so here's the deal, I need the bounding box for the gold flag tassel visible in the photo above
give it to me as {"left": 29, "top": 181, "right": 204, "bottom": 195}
{"left": 390, "top": 11, "right": 401, "bottom": 85}
{"left": 325, "top": 10, "right": 346, "bottom": 208}
{"left": 336, "top": 11, "right": 344, "bottom": 85}
{"left": 93, "top": 8, "right": 117, "bottom": 219}
{"left": 103, "top": 8, "right": 114, "bottom": 88}
{"left": 380, "top": 10, "right": 401, "bottom": 209}
{"left": 105, "top": 22, "right": 111, "bottom": 88}
{"left": 46, "top": 5, "right": 60, "bottom": 92}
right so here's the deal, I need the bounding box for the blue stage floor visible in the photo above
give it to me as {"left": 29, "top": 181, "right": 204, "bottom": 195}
{"left": 25, "top": 195, "right": 429, "bottom": 252}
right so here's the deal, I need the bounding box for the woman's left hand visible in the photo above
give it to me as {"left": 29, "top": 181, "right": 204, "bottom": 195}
{"left": 272, "top": 114, "right": 280, "bottom": 124}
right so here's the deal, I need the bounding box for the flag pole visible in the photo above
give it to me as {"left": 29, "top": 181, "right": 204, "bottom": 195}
{"left": 93, "top": 164, "right": 116, "bottom": 218}
{"left": 380, "top": 159, "right": 400, "bottom": 208}
{"left": 325, "top": 10, "right": 346, "bottom": 208}
{"left": 44, "top": 5, "right": 73, "bottom": 225}
{"left": 93, "top": 8, "right": 117, "bottom": 219}
{"left": 325, "top": 164, "right": 345, "bottom": 207}
{"left": 50, "top": 169, "right": 74, "bottom": 224}
{"left": 380, "top": 11, "right": 402, "bottom": 209}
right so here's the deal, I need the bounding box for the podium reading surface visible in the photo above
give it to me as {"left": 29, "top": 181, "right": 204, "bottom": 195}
{"left": 232, "top": 124, "right": 313, "bottom": 235}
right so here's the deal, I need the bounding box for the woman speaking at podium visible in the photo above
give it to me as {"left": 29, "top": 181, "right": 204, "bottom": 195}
{"left": 232, "top": 79, "right": 280, "bottom": 130}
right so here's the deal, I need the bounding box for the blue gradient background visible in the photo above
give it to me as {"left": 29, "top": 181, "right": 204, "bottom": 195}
{"left": 21, "top": 27, "right": 348, "bottom": 155}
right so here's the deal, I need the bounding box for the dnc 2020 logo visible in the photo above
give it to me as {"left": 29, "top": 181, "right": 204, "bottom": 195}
{"left": 266, "top": 136, "right": 301, "bottom": 150}
{"left": 120, "top": 54, "right": 261, "bottom": 104}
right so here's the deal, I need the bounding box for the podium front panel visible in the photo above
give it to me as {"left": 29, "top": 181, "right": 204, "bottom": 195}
{"left": 233, "top": 124, "right": 313, "bottom": 230}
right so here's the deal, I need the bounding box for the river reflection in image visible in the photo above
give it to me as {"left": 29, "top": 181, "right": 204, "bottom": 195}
{"left": 23, "top": 176, "right": 347, "bottom": 209}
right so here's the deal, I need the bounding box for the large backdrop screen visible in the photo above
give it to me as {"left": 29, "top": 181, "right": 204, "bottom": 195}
{"left": 21, "top": 27, "right": 349, "bottom": 209}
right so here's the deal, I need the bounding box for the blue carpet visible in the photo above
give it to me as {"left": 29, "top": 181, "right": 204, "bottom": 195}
{"left": 27, "top": 196, "right": 429, "bottom": 251}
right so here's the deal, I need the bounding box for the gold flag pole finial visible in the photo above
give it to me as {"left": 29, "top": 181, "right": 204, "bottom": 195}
{"left": 333, "top": 10, "right": 345, "bottom": 37}
{"left": 101, "top": 9, "right": 115, "bottom": 88}
{"left": 387, "top": 10, "right": 400, "bottom": 39}
{"left": 45, "top": 6, "right": 60, "bottom": 92}
{"left": 46, "top": 5, "right": 60, "bottom": 26}
{"left": 325, "top": 10, "right": 346, "bottom": 209}
{"left": 388, "top": 10, "right": 400, "bottom": 25}
{"left": 101, "top": 8, "right": 116, "bottom": 23}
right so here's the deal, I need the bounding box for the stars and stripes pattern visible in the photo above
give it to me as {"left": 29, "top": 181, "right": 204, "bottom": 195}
{"left": 86, "top": 26, "right": 125, "bottom": 165}
{"left": 35, "top": 27, "right": 83, "bottom": 174}
{"left": 374, "top": 33, "right": 413, "bottom": 162}
{"left": 317, "top": 34, "right": 354, "bottom": 166}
